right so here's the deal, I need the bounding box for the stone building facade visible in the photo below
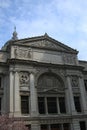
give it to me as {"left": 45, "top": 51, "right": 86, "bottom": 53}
{"left": 0, "top": 31, "right": 87, "bottom": 130}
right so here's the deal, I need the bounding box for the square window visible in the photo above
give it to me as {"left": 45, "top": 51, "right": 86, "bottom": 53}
{"left": 21, "top": 96, "right": 29, "bottom": 114}
{"left": 74, "top": 96, "right": 81, "bottom": 112}
{"left": 47, "top": 97, "right": 57, "bottom": 114}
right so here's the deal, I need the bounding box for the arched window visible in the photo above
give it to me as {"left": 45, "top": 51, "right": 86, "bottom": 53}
{"left": 37, "top": 73, "right": 66, "bottom": 114}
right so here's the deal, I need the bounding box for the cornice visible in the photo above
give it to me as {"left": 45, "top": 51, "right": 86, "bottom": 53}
{"left": 7, "top": 59, "right": 84, "bottom": 71}
{"left": 4, "top": 34, "right": 78, "bottom": 54}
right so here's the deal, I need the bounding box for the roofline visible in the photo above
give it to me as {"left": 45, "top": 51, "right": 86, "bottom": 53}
{"left": 13, "top": 34, "right": 78, "bottom": 54}
{"left": 2, "top": 34, "right": 78, "bottom": 54}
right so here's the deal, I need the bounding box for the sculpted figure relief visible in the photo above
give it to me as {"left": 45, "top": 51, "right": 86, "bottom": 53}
{"left": 63, "top": 53, "right": 76, "bottom": 64}
{"left": 14, "top": 47, "right": 32, "bottom": 59}
{"left": 19, "top": 72, "right": 29, "bottom": 87}
{"left": 71, "top": 76, "right": 78, "bottom": 88}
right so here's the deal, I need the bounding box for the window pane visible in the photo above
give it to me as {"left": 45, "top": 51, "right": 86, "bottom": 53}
{"left": 0, "top": 77, "right": 1, "bottom": 88}
{"left": 80, "top": 121, "right": 86, "bottom": 130}
{"left": 63, "top": 123, "right": 70, "bottom": 130}
{"left": 74, "top": 96, "right": 81, "bottom": 112}
{"left": 51, "top": 124, "right": 61, "bottom": 130}
{"left": 21, "top": 96, "right": 29, "bottom": 114}
{"left": 41, "top": 125, "right": 48, "bottom": 130}
{"left": 59, "top": 97, "right": 66, "bottom": 113}
{"left": 38, "top": 97, "right": 45, "bottom": 114}
{"left": 47, "top": 97, "right": 57, "bottom": 114}
{"left": 84, "top": 80, "right": 87, "bottom": 91}
{"left": 0, "top": 98, "right": 1, "bottom": 115}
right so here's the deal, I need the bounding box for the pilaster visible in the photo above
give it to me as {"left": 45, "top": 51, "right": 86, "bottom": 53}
{"left": 66, "top": 76, "right": 76, "bottom": 114}
{"left": 14, "top": 71, "right": 20, "bottom": 116}
{"left": 30, "top": 72, "right": 38, "bottom": 117}
{"left": 9, "top": 70, "right": 20, "bottom": 117}
{"left": 9, "top": 71, "right": 14, "bottom": 116}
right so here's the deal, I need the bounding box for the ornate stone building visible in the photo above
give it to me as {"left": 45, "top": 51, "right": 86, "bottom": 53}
{"left": 0, "top": 30, "right": 87, "bottom": 130}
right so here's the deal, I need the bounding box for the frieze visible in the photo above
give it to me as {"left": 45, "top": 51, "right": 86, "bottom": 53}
{"left": 19, "top": 71, "right": 30, "bottom": 87}
{"left": 62, "top": 53, "right": 77, "bottom": 65}
{"left": 39, "top": 118, "right": 71, "bottom": 124}
{"left": 65, "top": 70, "right": 82, "bottom": 77}
{"left": 14, "top": 46, "right": 32, "bottom": 59}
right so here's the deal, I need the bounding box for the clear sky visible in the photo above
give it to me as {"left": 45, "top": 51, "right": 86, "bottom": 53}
{"left": 0, "top": 0, "right": 87, "bottom": 61}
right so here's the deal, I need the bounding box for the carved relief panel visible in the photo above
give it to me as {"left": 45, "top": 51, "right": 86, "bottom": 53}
{"left": 19, "top": 71, "right": 30, "bottom": 88}
{"left": 62, "top": 53, "right": 77, "bottom": 65}
{"left": 13, "top": 46, "right": 32, "bottom": 59}
{"left": 71, "top": 76, "right": 79, "bottom": 92}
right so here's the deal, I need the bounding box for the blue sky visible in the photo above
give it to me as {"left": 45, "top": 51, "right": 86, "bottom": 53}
{"left": 0, "top": 0, "right": 87, "bottom": 60}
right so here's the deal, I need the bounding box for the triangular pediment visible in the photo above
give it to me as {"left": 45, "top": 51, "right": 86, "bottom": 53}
{"left": 14, "top": 34, "right": 77, "bottom": 54}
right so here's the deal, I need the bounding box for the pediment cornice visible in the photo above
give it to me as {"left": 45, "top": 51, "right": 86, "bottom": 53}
{"left": 12, "top": 34, "right": 78, "bottom": 54}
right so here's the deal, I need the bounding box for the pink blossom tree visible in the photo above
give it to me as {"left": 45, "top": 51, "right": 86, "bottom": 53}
{"left": 0, "top": 115, "right": 29, "bottom": 130}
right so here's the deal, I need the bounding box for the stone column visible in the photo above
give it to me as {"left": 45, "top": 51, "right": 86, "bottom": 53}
{"left": 66, "top": 76, "right": 76, "bottom": 114}
{"left": 79, "top": 76, "right": 87, "bottom": 114}
{"left": 65, "top": 87, "right": 71, "bottom": 114}
{"left": 9, "top": 71, "right": 20, "bottom": 117}
{"left": 30, "top": 72, "right": 38, "bottom": 117}
{"left": 13, "top": 71, "right": 20, "bottom": 116}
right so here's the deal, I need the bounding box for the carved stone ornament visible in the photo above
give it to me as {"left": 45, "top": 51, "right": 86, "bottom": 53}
{"left": 40, "top": 118, "right": 70, "bottom": 124}
{"left": 19, "top": 72, "right": 30, "bottom": 87}
{"left": 37, "top": 73, "right": 64, "bottom": 92}
{"left": 27, "top": 40, "right": 66, "bottom": 51}
{"left": 14, "top": 46, "right": 32, "bottom": 59}
{"left": 63, "top": 53, "right": 76, "bottom": 65}
{"left": 71, "top": 76, "right": 79, "bottom": 88}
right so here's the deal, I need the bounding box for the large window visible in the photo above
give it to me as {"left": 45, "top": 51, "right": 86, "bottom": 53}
{"left": 38, "top": 97, "right": 66, "bottom": 114}
{"left": 37, "top": 73, "right": 66, "bottom": 115}
{"left": 38, "top": 97, "right": 45, "bottom": 114}
{"left": 59, "top": 97, "right": 66, "bottom": 113}
{"left": 47, "top": 97, "right": 57, "bottom": 114}
{"left": 79, "top": 121, "right": 86, "bottom": 130}
{"left": 21, "top": 96, "right": 29, "bottom": 114}
{"left": 74, "top": 96, "right": 81, "bottom": 112}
